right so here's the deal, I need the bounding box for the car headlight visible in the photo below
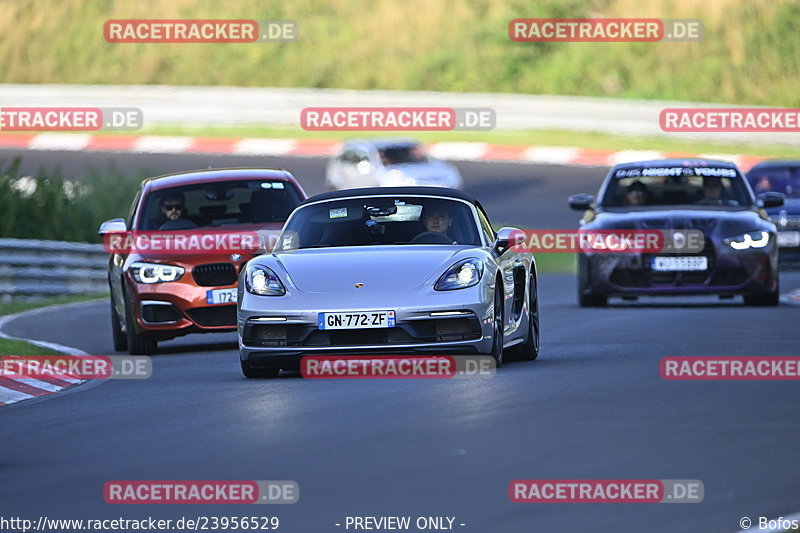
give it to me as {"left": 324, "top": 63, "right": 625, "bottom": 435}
{"left": 724, "top": 230, "right": 771, "bottom": 250}
{"left": 129, "top": 262, "right": 184, "bottom": 284}
{"left": 245, "top": 264, "right": 286, "bottom": 296}
{"left": 435, "top": 259, "right": 483, "bottom": 291}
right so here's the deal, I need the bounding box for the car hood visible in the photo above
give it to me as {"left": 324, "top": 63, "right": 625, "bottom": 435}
{"left": 271, "top": 246, "right": 468, "bottom": 293}
{"left": 382, "top": 161, "right": 461, "bottom": 187}
{"left": 589, "top": 207, "right": 769, "bottom": 239}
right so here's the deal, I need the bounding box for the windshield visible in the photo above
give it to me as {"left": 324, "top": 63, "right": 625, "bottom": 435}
{"left": 747, "top": 166, "right": 800, "bottom": 198}
{"left": 378, "top": 145, "right": 429, "bottom": 165}
{"left": 138, "top": 179, "right": 302, "bottom": 231}
{"left": 601, "top": 166, "right": 753, "bottom": 207}
{"left": 275, "top": 196, "right": 481, "bottom": 250}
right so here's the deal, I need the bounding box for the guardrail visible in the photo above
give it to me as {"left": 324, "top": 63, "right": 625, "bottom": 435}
{"left": 0, "top": 238, "right": 108, "bottom": 299}
{"left": 1, "top": 83, "right": 797, "bottom": 145}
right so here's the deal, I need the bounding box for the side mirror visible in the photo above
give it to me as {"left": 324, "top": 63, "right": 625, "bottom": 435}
{"left": 758, "top": 192, "right": 784, "bottom": 208}
{"left": 493, "top": 227, "right": 520, "bottom": 255}
{"left": 98, "top": 218, "right": 127, "bottom": 235}
{"left": 568, "top": 194, "right": 595, "bottom": 211}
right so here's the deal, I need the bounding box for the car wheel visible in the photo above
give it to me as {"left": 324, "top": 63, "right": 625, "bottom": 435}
{"left": 577, "top": 255, "right": 608, "bottom": 307}
{"left": 240, "top": 358, "right": 281, "bottom": 379}
{"left": 490, "top": 285, "right": 504, "bottom": 367}
{"left": 110, "top": 297, "right": 128, "bottom": 352}
{"left": 508, "top": 275, "right": 539, "bottom": 361}
{"left": 125, "top": 297, "right": 157, "bottom": 355}
{"left": 579, "top": 292, "right": 608, "bottom": 307}
{"left": 744, "top": 281, "right": 780, "bottom": 306}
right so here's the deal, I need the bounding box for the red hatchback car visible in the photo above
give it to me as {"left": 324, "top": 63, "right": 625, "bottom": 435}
{"left": 99, "top": 168, "right": 307, "bottom": 354}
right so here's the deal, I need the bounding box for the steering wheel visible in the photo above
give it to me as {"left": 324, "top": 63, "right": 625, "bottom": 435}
{"left": 411, "top": 231, "right": 455, "bottom": 244}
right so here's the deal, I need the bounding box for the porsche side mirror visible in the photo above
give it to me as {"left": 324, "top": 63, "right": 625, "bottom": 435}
{"left": 568, "top": 194, "right": 595, "bottom": 211}
{"left": 758, "top": 191, "right": 784, "bottom": 208}
{"left": 493, "top": 227, "right": 519, "bottom": 255}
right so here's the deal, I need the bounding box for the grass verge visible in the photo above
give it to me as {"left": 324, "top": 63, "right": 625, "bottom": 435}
{"left": 0, "top": 293, "right": 107, "bottom": 355}
{"left": 533, "top": 253, "right": 577, "bottom": 274}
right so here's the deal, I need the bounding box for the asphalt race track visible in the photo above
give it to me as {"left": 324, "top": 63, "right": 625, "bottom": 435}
{"left": 1, "top": 148, "right": 799, "bottom": 533}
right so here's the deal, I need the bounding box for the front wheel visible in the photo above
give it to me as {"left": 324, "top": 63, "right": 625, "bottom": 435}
{"left": 577, "top": 255, "right": 608, "bottom": 307}
{"left": 125, "top": 298, "right": 157, "bottom": 355}
{"left": 110, "top": 297, "right": 128, "bottom": 352}
{"left": 744, "top": 281, "right": 779, "bottom": 306}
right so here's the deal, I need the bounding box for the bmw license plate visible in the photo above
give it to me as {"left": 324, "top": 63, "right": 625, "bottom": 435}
{"left": 206, "top": 288, "right": 237, "bottom": 305}
{"left": 319, "top": 311, "right": 396, "bottom": 330}
{"left": 651, "top": 256, "right": 708, "bottom": 272}
{"left": 777, "top": 231, "right": 800, "bottom": 247}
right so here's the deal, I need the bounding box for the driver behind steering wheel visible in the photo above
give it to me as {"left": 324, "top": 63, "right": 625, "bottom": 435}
{"left": 413, "top": 205, "right": 457, "bottom": 244}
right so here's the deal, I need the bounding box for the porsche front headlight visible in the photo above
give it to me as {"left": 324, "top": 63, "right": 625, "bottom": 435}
{"left": 129, "top": 262, "right": 184, "bottom": 284}
{"left": 435, "top": 259, "right": 483, "bottom": 291}
{"left": 724, "top": 231, "right": 770, "bottom": 250}
{"left": 245, "top": 264, "right": 286, "bottom": 296}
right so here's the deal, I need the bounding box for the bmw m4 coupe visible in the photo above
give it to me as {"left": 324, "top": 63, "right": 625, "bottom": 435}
{"left": 569, "top": 159, "right": 783, "bottom": 307}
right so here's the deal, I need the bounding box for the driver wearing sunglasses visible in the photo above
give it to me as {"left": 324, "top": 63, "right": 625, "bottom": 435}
{"left": 160, "top": 194, "right": 186, "bottom": 221}
{"left": 157, "top": 192, "right": 199, "bottom": 230}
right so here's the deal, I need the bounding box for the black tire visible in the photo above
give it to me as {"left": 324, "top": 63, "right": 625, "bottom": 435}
{"left": 744, "top": 281, "right": 780, "bottom": 306}
{"left": 125, "top": 297, "right": 157, "bottom": 355}
{"left": 508, "top": 275, "right": 540, "bottom": 361}
{"left": 577, "top": 255, "right": 608, "bottom": 307}
{"left": 240, "top": 358, "right": 281, "bottom": 379}
{"left": 490, "top": 285, "right": 504, "bottom": 367}
{"left": 579, "top": 292, "right": 608, "bottom": 307}
{"left": 110, "top": 298, "right": 128, "bottom": 352}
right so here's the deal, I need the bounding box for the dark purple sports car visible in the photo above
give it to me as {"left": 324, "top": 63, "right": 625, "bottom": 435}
{"left": 568, "top": 159, "right": 784, "bottom": 307}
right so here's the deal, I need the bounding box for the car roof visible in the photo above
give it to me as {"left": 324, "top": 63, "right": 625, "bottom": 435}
{"left": 300, "top": 187, "right": 478, "bottom": 206}
{"left": 611, "top": 158, "right": 740, "bottom": 171}
{"left": 142, "top": 168, "right": 301, "bottom": 192}
{"left": 342, "top": 138, "right": 420, "bottom": 150}
{"left": 747, "top": 160, "right": 800, "bottom": 169}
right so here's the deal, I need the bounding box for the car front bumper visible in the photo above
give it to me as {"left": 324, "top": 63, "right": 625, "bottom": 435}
{"left": 580, "top": 246, "right": 778, "bottom": 297}
{"left": 237, "top": 285, "right": 495, "bottom": 364}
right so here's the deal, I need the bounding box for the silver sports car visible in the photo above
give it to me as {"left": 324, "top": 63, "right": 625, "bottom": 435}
{"left": 237, "top": 187, "right": 539, "bottom": 378}
{"left": 325, "top": 139, "right": 463, "bottom": 190}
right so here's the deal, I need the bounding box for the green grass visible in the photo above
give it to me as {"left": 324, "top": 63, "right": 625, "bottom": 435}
{"left": 0, "top": 158, "right": 147, "bottom": 243}
{"left": 0, "top": 293, "right": 108, "bottom": 317}
{"left": 0, "top": 293, "right": 107, "bottom": 355}
{"left": 533, "top": 253, "right": 577, "bottom": 274}
{"left": 1, "top": 0, "right": 799, "bottom": 106}
{"left": 137, "top": 123, "right": 800, "bottom": 159}
{"left": 0, "top": 338, "right": 61, "bottom": 356}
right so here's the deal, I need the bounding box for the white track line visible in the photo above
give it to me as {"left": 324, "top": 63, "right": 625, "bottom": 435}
{"left": 0, "top": 301, "right": 97, "bottom": 406}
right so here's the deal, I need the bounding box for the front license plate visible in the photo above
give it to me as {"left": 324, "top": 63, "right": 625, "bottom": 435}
{"left": 651, "top": 256, "right": 708, "bottom": 272}
{"left": 777, "top": 231, "right": 800, "bottom": 248}
{"left": 206, "top": 288, "right": 237, "bottom": 305}
{"left": 318, "top": 311, "right": 396, "bottom": 330}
